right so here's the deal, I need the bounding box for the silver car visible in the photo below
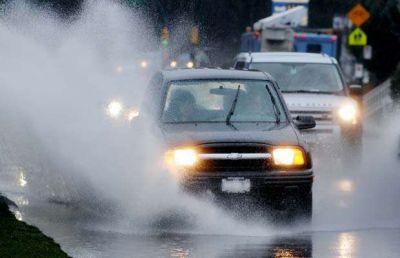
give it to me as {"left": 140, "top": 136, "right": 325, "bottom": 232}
{"left": 234, "top": 52, "right": 363, "bottom": 155}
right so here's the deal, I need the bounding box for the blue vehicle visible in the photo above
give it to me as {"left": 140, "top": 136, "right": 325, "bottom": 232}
{"left": 240, "top": 31, "right": 338, "bottom": 58}
{"left": 293, "top": 32, "right": 338, "bottom": 58}
{"left": 239, "top": 4, "right": 338, "bottom": 58}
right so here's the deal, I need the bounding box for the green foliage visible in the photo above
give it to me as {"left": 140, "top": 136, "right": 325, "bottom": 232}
{"left": 311, "top": 0, "right": 400, "bottom": 82}
{"left": 361, "top": 0, "right": 400, "bottom": 81}
{"left": 308, "top": 0, "right": 357, "bottom": 27}
{"left": 0, "top": 199, "right": 70, "bottom": 258}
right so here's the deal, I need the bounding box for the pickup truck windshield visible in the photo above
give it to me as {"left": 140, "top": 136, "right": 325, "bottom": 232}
{"left": 250, "top": 63, "right": 344, "bottom": 93}
{"left": 162, "top": 79, "right": 286, "bottom": 123}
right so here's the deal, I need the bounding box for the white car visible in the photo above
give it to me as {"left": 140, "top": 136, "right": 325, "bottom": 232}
{"left": 234, "top": 52, "right": 363, "bottom": 154}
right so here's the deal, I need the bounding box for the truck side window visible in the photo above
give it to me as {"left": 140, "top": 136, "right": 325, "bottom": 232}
{"left": 306, "top": 44, "right": 322, "bottom": 53}
{"left": 235, "top": 61, "right": 246, "bottom": 70}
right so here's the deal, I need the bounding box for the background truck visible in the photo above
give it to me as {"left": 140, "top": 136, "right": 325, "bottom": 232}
{"left": 240, "top": 5, "right": 338, "bottom": 58}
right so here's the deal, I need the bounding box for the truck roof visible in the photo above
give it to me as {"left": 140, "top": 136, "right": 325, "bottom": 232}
{"left": 162, "top": 68, "right": 273, "bottom": 81}
{"left": 236, "top": 52, "right": 337, "bottom": 64}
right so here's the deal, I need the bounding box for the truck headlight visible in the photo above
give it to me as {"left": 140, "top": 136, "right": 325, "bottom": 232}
{"left": 272, "top": 147, "right": 305, "bottom": 166}
{"left": 107, "top": 101, "right": 124, "bottom": 118}
{"left": 165, "top": 148, "right": 198, "bottom": 167}
{"left": 338, "top": 104, "right": 357, "bottom": 123}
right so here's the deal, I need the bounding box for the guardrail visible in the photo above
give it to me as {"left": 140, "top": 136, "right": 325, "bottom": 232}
{"left": 363, "top": 79, "right": 394, "bottom": 119}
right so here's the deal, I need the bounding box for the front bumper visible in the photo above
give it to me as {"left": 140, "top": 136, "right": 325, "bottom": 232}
{"left": 181, "top": 170, "right": 313, "bottom": 193}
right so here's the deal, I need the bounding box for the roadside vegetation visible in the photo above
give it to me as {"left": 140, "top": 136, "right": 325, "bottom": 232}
{"left": 0, "top": 197, "right": 70, "bottom": 258}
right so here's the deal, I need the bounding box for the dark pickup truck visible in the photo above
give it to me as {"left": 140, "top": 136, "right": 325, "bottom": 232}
{"left": 141, "top": 69, "right": 316, "bottom": 218}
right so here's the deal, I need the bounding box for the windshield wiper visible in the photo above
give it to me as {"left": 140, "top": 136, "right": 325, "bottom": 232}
{"left": 225, "top": 85, "right": 241, "bottom": 130}
{"left": 265, "top": 84, "right": 281, "bottom": 124}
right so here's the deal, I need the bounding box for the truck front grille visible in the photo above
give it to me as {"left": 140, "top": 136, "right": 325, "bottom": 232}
{"left": 195, "top": 143, "right": 271, "bottom": 172}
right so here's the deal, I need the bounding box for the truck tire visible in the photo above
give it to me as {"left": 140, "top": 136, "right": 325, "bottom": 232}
{"left": 295, "top": 190, "right": 312, "bottom": 222}
{"left": 262, "top": 187, "right": 312, "bottom": 224}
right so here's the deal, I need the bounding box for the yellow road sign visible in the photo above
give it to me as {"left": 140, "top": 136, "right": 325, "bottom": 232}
{"left": 349, "top": 27, "right": 367, "bottom": 46}
{"left": 348, "top": 3, "right": 370, "bottom": 27}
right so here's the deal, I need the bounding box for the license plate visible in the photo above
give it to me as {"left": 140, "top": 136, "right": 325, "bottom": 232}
{"left": 221, "top": 178, "right": 251, "bottom": 193}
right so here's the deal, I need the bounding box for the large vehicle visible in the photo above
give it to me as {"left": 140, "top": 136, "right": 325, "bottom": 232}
{"left": 234, "top": 52, "right": 363, "bottom": 156}
{"left": 240, "top": 6, "right": 338, "bottom": 58}
{"left": 141, "top": 69, "right": 316, "bottom": 218}
{"left": 293, "top": 32, "right": 337, "bottom": 58}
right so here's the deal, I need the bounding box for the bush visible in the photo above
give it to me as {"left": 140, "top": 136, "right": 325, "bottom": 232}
{"left": 391, "top": 63, "right": 400, "bottom": 102}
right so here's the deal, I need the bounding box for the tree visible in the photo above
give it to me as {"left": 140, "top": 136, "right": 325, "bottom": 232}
{"left": 31, "top": 0, "right": 82, "bottom": 17}
{"left": 361, "top": 0, "right": 400, "bottom": 81}
{"left": 391, "top": 64, "right": 400, "bottom": 102}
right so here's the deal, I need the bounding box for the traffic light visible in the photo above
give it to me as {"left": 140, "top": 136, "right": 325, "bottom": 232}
{"left": 191, "top": 26, "right": 199, "bottom": 45}
{"left": 161, "top": 27, "right": 169, "bottom": 47}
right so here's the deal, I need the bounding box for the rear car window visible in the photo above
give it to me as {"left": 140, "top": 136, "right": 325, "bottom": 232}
{"left": 250, "top": 63, "right": 344, "bottom": 93}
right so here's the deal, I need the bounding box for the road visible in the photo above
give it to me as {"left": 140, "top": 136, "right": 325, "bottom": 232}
{"left": 1, "top": 109, "right": 399, "bottom": 258}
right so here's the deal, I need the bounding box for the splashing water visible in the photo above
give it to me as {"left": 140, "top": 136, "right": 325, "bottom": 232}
{"left": 0, "top": 0, "right": 276, "bottom": 236}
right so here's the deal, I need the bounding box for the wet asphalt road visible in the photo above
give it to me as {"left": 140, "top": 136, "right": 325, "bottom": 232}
{"left": 31, "top": 218, "right": 400, "bottom": 258}
{"left": 8, "top": 197, "right": 400, "bottom": 258}
{"left": 1, "top": 114, "right": 400, "bottom": 258}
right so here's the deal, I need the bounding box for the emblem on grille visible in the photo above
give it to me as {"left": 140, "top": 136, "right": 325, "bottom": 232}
{"left": 226, "top": 153, "right": 243, "bottom": 160}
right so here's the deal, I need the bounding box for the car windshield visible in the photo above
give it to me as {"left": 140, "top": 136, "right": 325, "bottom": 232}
{"left": 249, "top": 63, "right": 344, "bottom": 93}
{"left": 162, "top": 79, "right": 286, "bottom": 123}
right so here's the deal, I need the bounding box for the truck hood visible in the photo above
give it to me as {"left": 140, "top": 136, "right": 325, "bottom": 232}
{"left": 283, "top": 93, "right": 355, "bottom": 112}
{"left": 162, "top": 123, "right": 299, "bottom": 147}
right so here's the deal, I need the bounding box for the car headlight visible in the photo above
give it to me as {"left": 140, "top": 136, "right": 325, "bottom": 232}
{"left": 186, "top": 61, "right": 194, "bottom": 69}
{"left": 170, "top": 60, "right": 177, "bottom": 68}
{"left": 140, "top": 60, "right": 148, "bottom": 68}
{"left": 165, "top": 148, "right": 198, "bottom": 167}
{"left": 338, "top": 104, "right": 358, "bottom": 123}
{"left": 272, "top": 147, "right": 305, "bottom": 166}
{"left": 107, "top": 101, "right": 124, "bottom": 118}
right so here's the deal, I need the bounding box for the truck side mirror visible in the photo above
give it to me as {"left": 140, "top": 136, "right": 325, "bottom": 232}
{"left": 349, "top": 84, "right": 363, "bottom": 96}
{"left": 294, "top": 116, "right": 316, "bottom": 130}
{"left": 234, "top": 61, "right": 246, "bottom": 70}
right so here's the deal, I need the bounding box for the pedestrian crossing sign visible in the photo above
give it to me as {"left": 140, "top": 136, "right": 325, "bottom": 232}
{"left": 349, "top": 27, "right": 367, "bottom": 46}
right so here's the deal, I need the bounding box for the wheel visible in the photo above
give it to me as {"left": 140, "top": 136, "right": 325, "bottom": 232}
{"left": 276, "top": 190, "right": 313, "bottom": 224}
{"left": 259, "top": 188, "right": 312, "bottom": 224}
{"left": 294, "top": 190, "right": 312, "bottom": 223}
